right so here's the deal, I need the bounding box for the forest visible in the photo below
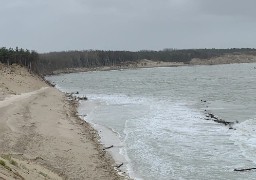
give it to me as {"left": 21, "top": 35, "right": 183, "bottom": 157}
{"left": 0, "top": 47, "right": 39, "bottom": 72}
{"left": 1, "top": 47, "right": 256, "bottom": 75}
{"left": 37, "top": 48, "right": 256, "bottom": 74}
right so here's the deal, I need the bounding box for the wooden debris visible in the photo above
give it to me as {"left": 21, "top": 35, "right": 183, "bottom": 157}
{"left": 205, "top": 112, "right": 236, "bottom": 128}
{"left": 116, "top": 163, "right": 123, "bottom": 169}
{"left": 234, "top": 168, "right": 256, "bottom": 172}
{"left": 103, "top": 145, "right": 114, "bottom": 150}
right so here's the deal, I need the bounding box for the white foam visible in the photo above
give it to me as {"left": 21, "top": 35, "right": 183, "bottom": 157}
{"left": 122, "top": 101, "right": 197, "bottom": 179}
{"left": 122, "top": 99, "right": 247, "bottom": 179}
{"left": 45, "top": 63, "right": 256, "bottom": 180}
{"left": 78, "top": 93, "right": 250, "bottom": 180}
{"left": 87, "top": 93, "right": 146, "bottom": 105}
{"left": 230, "top": 117, "right": 256, "bottom": 164}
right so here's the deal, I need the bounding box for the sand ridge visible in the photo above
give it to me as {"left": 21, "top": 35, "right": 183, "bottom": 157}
{"left": 0, "top": 63, "right": 124, "bottom": 179}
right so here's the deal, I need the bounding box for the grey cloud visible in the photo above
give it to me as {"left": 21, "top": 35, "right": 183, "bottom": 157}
{"left": 196, "top": 0, "right": 256, "bottom": 18}
{"left": 0, "top": 0, "right": 256, "bottom": 52}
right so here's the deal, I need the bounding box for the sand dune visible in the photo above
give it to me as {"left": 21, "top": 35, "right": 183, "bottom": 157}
{"left": 0, "top": 63, "right": 123, "bottom": 180}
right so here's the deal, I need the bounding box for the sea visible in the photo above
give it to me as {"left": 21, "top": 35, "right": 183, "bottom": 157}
{"left": 46, "top": 63, "right": 256, "bottom": 180}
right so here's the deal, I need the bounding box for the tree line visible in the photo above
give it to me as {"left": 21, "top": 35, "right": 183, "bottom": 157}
{"left": 0, "top": 47, "right": 39, "bottom": 72}
{"left": 1, "top": 47, "right": 256, "bottom": 75}
{"left": 37, "top": 48, "right": 256, "bottom": 74}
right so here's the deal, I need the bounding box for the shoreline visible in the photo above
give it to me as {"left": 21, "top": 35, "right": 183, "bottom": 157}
{"left": 49, "top": 60, "right": 185, "bottom": 75}
{"left": 0, "top": 63, "right": 125, "bottom": 180}
{"left": 76, "top": 99, "right": 137, "bottom": 179}
{"left": 69, "top": 95, "right": 131, "bottom": 179}
{"left": 1, "top": 57, "right": 256, "bottom": 179}
{"left": 47, "top": 54, "right": 256, "bottom": 76}
{"left": 56, "top": 87, "right": 133, "bottom": 178}
{"left": 42, "top": 59, "right": 256, "bottom": 179}
{"left": 46, "top": 62, "right": 256, "bottom": 180}
{"left": 89, "top": 122, "right": 141, "bottom": 180}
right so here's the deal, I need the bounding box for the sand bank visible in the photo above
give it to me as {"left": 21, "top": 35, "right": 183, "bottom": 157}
{"left": 190, "top": 54, "right": 256, "bottom": 65}
{"left": 50, "top": 60, "right": 185, "bottom": 75}
{"left": 0, "top": 63, "right": 124, "bottom": 180}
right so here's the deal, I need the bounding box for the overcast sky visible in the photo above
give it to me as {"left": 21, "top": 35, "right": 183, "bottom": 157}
{"left": 0, "top": 0, "right": 256, "bottom": 52}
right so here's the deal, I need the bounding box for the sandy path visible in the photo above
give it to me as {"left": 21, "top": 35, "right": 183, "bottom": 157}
{"left": 0, "top": 64, "right": 123, "bottom": 180}
{"left": 0, "top": 87, "right": 122, "bottom": 179}
{"left": 0, "top": 87, "right": 48, "bottom": 109}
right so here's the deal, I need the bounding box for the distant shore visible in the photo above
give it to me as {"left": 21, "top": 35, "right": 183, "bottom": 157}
{"left": 49, "top": 54, "right": 256, "bottom": 75}
{"left": 50, "top": 60, "right": 185, "bottom": 75}
{"left": 189, "top": 53, "right": 256, "bottom": 65}
{"left": 0, "top": 63, "right": 124, "bottom": 180}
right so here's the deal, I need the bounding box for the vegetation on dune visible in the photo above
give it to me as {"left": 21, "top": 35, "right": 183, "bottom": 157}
{"left": 0, "top": 47, "right": 39, "bottom": 72}
{"left": 39, "top": 171, "right": 48, "bottom": 178}
{"left": 0, "top": 159, "right": 12, "bottom": 171}
{"left": 1, "top": 154, "right": 18, "bottom": 167}
{"left": 0, "top": 159, "right": 6, "bottom": 167}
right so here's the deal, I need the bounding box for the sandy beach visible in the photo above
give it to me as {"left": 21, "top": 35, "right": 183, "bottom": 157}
{"left": 0, "top": 63, "right": 124, "bottom": 180}
{"left": 1, "top": 54, "right": 256, "bottom": 179}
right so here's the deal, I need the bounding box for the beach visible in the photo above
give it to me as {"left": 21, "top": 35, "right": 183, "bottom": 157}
{"left": 1, "top": 57, "right": 256, "bottom": 179}
{"left": 0, "top": 63, "right": 123, "bottom": 179}
{"left": 46, "top": 62, "right": 256, "bottom": 180}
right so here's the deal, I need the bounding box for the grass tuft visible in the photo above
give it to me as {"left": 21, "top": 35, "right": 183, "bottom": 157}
{"left": 0, "top": 159, "right": 6, "bottom": 166}
{"left": 1, "top": 154, "right": 11, "bottom": 161}
{"left": 10, "top": 159, "right": 18, "bottom": 166}
{"left": 39, "top": 171, "right": 48, "bottom": 177}
{"left": 0, "top": 159, "right": 12, "bottom": 171}
{"left": 1, "top": 154, "right": 18, "bottom": 167}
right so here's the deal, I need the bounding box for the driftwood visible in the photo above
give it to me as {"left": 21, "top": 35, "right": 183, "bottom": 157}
{"left": 234, "top": 168, "right": 256, "bottom": 172}
{"left": 202, "top": 99, "right": 239, "bottom": 128}
{"left": 77, "top": 96, "right": 88, "bottom": 101}
{"left": 205, "top": 112, "right": 236, "bottom": 128}
{"left": 65, "top": 93, "right": 88, "bottom": 101}
{"left": 103, "top": 145, "right": 113, "bottom": 150}
{"left": 116, "top": 163, "right": 123, "bottom": 168}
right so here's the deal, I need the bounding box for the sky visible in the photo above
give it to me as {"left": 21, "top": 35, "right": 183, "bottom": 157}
{"left": 0, "top": 0, "right": 256, "bottom": 52}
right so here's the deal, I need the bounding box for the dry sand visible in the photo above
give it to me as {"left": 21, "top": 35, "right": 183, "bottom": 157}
{"left": 190, "top": 54, "right": 256, "bottom": 65}
{"left": 0, "top": 63, "right": 124, "bottom": 180}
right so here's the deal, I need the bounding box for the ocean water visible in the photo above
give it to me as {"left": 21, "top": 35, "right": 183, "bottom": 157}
{"left": 46, "top": 63, "right": 256, "bottom": 180}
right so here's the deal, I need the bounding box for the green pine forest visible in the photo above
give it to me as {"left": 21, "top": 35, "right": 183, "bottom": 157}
{"left": 0, "top": 47, "right": 39, "bottom": 72}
